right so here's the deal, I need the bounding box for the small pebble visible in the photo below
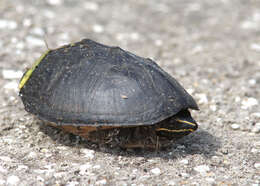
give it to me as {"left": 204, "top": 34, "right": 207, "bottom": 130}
{"left": 23, "top": 18, "right": 32, "bottom": 27}
{"left": 2, "top": 69, "right": 23, "bottom": 79}
{"left": 36, "top": 176, "right": 44, "bottom": 182}
{"left": 11, "top": 37, "right": 18, "bottom": 43}
{"left": 26, "top": 36, "right": 45, "bottom": 47}
{"left": 195, "top": 93, "right": 208, "bottom": 104}
{"left": 31, "top": 27, "right": 45, "bottom": 36}
{"left": 210, "top": 104, "right": 217, "bottom": 112}
{"left": 81, "top": 149, "right": 95, "bottom": 159}
{"left": 241, "top": 21, "right": 258, "bottom": 29}
{"left": 54, "top": 172, "right": 66, "bottom": 178}
{"left": 221, "top": 148, "right": 228, "bottom": 154}
{"left": 251, "top": 148, "right": 259, "bottom": 153}
{"left": 9, "top": 96, "right": 15, "bottom": 102}
{"left": 3, "top": 81, "right": 18, "bottom": 91}
{"left": 180, "top": 172, "right": 189, "bottom": 178}
{"left": 0, "top": 19, "right": 17, "bottom": 30}
{"left": 140, "top": 175, "right": 150, "bottom": 180}
{"left": 255, "top": 141, "right": 260, "bottom": 147}
{"left": 251, "top": 113, "right": 260, "bottom": 118}
{"left": 223, "top": 159, "right": 230, "bottom": 165}
{"left": 130, "top": 32, "right": 140, "bottom": 41}
{"left": 116, "top": 33, "right": 125, "bottom": 41}
{"left": 95, "top": 179, "right": 107, "bottom": 185}
{"left": 16, "top": 42, "right": 25, "bottom": 49}
{"left": 248, "top": 79, "right": 256, "bottom": 86}
{"left": 254, "top": 163, "right": 260, "bottom": 169}
{"left": 132, "top": 169, "right": 138, "bottom": 174}
{"left": 0, "top": 166, "right": 7, "bottom": 173}
{"left": 0, "top": 180, "right": 5, "bottom": 185}
{"left": 114, "top": 172, "right": 119, "bottom": 176}
{"left": 231, "top": 124, "right": 240, "bottom": 130}
{"left": 180, "top": 159, "right": 189, "bottom": 165}
{"left": 186, "top": 3, "right": 201, "bottom": 11}
{"left": 201, "top": 79, "right": 209, "bottom": 84}
{"left": 17, "top": 165, "right": 29, "bottom": 171}
{"left": 173, "top": 58, "right": 182, "bottom": 65}
{"left": 93, "top": 165, "right": 101, "bottom": 169}
{"left": 58, "top": 32, "right": 69, "bottom": 41}
{"left": 155, "top": 39, "right": 163, "bottom": 46}
{"left": 0, "top": 156, "right": 12, "bottom": 162}
{"left": 6, "top": 175, "right": 20, "bottom": 185}
{"left": 251, "top": 123, "right": 260, "bottom": 133}
{"left": 150, "top": 168, "right": 161, "bottom": 175}
{"left": 177, "top": 145, "right": 186, "bottom": 149}
{"left": 205, "top": 178, "right": 215, "bottom": 183}
{"left": 235, "top": 96, "right": 241, "bottom": 102}
{"left": 121, "top": 95, "right": 128, "bottom": 99}
{"left": 194, "top": 165, "right": 210, "bottom": 174}
{"left": 46, "top": 0, "right": 63, "bottom": 5}
{"left": 66, "top": 181, "right": 79, "bottom": 186}
{"left": 250, "top": 43, "right": 260, "bottom": 52}
{"left": 211, "top": 155, "right": 221, "bottom": 163}
{"left": 168, "top": 181, "right": 176, "bottom": 185}
{"left": 84, "top": 2, "right": 99, "bottom": 11}
{"left": 186, "top": 88, "right": 194, "bottom": 95}
{"left": 44, "top": 10, "right": 55, "bottom": 19}
{"left": 79, "top": 164, "right": 92, "bottom": 175}
{"left": 44, "top": 164, "right": 55, "bottom": 170}
{"left": 191, "top": 45, "right": 203, "bottom": 55}
{"left": 40, "top": 148, "right": 49, "bottom": 153}
{"left": 216, "top": 118, "right": 222, "bottom": 122}
{"left": 241, "top": 97, "right": 258, "bottom": 109}
{"left": 34, "top": 169, "right": 46, "bottom": 174}
{"left": 57, "top": 146, "right": 68, "bottom": 150}
{"left": 27, "top": 151, "right": 37, "bottom": 159}
{"left": 92, "top": 24, "right": 104, "bottom": 33}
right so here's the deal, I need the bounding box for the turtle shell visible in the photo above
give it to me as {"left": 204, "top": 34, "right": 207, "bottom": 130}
{"left": 19, "top": 39, "right": 198, "bottom": 127}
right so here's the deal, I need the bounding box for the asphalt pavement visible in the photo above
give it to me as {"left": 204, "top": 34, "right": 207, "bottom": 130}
{"left": 0, "top": 0, "right": 259, "bottom": 185}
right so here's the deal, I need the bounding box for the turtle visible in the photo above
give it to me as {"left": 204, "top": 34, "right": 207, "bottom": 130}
{"left": 19, "top": 39, "right": 199, "bottom": 149}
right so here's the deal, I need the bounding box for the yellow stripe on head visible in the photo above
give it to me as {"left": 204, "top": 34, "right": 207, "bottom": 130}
{"left": 155, "top": 128, "right": 194, "bottom": 133}
{"left": 19, "top": 50, "right": 50, "bottom": 90}
{"left": 175, "top": 119, "right": 197, "bottom": 127}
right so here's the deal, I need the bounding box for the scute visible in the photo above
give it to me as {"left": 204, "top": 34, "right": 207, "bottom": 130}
{"left": 19, "top": 39, "right": 198, "bottom": 126}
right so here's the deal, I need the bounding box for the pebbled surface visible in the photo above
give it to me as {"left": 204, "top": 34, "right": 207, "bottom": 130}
{"left": 0, "top": 0, "right": 259, "bottom": 185}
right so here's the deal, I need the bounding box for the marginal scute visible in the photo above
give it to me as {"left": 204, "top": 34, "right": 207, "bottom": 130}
{"left": 19, "top": 49, "right": 50, "bottom": 89}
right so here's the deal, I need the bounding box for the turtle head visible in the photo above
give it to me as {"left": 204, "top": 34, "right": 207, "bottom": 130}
{"left": 155, "top": 110, "right": 198, "bottom": 140}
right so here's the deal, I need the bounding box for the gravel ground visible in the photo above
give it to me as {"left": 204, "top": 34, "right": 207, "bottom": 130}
{"left": 0, "top": 0, "right": 260, "bottom": 185}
